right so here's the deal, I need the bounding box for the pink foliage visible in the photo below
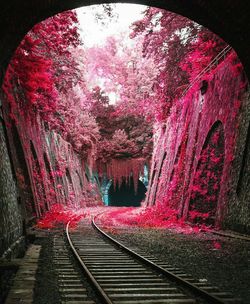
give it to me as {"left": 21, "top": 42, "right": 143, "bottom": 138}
{"left": 1, "top": 5, "right": 247, "bottom": 230}
{"left": 212, "top": 241, "right": 222, "bottom": 250}
{"left": 187, "top": 122, "right": 225, "bottom": 225}
{"left": 106, "top": 158, "right": 146, "bottom": 192}
{"left": 85, "top": 36, "right": 159, "bottom": 122}
{"left": 129, "top": 8, "right": 227, "bottom": 121}
{"left": 180, "top": 31, "right": 226, "bottom": 83}
{"left": 97, "top": 207, "right": 210, "bottom": 235}
{"left": 3, "top": 11, "right": 81, "bottom": 121}
{"left": 36, "top": 204, "right": 85, "bottom": 229}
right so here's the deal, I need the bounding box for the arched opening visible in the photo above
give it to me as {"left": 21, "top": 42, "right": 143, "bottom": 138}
{"left": 30, "top": 141, "right": 48, "bottom": 213}
{"left": 188, "top": 121, "right": 225, "bottom": 226}
{"left": 108, "top": 177, "right": 146, "bottom": 207}
{"left": 66, "top": 168, "right": 75, "bottom": 199}
{"left": 43, "top": 152, "right": 57, "bottom": 206}
{"left": 151, "top": 151, "right": 167, "bottom": 204}
{"left": 236, "top": 123, "right": 250, "bottom": 197}
{"left": 167, "top": 140, "right": 187, "bottom": 209}
{"left": 66, "top": 168, "right": 73, "bottom": 185}
{"left": 76, "top": 170, "right": 83, "bottom": 189}
{"left": 43, "top": 152, "right": 54, "bottom": 184}
{"left": 85, "top": 173, "right": 90, "bottom": 182}
{"left": 170, "top": 144, "right": 182, "bottom": 182}
{"left": 11, "top": 123, "right": 35, "bottom": 216}
{"left": 53, "top": 159, "right": 67, "bottom": 204}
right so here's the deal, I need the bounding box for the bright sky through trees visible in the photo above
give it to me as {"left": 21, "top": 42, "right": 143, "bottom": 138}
{"left": 76, "top": 4, "right": 147, "bottom": 104}
{"left": 76, "top": 4, "right": 146, "bottom": 47}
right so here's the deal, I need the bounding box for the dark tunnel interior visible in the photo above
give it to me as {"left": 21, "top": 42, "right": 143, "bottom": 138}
{"left": 108, "top": 177, "right": 147, "bottom": 207}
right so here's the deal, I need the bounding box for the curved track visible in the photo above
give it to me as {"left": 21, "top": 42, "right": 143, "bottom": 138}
{"left": 65, "top": 217, "right": 239, "bottom": 304}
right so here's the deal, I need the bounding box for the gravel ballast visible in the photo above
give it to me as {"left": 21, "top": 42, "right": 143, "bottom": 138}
{"left": 107, "top": 226, "right": 250, "bottom": 303}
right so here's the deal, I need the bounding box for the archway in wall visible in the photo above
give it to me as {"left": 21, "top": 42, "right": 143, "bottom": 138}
{"left": 76, "top": 170, "right": 83, "bottom": 189}
{"left": 43, "top": 152, "right": 54, "bottom": 184}
{"left": 152, "top": 151, "right": 167, "bottom": 203}
{"left": 170, "top": 144, "right": 182, "bottom": 182}
{"left": 108, "top": 177, "right": 147, "bottom": 207}
{"left": 188, "top": 121, "right": 225, "bottom": 226}
{"left": 43, "top": 152, "right": 57, "bottom": 205}
{"left": 168, "top": 140, "right": 187, "bottom": 209}
{"left": 236, "top": 123, "right": 250, "bottom": 197}
{"left": 54, "top": 159, "right": 67, "bottom": 204}
{"left": 12, "top": 123, "right": 35, "bottom": 216}
{"left": 66, "top": 168, "right": 75, "bottom": 201}
{"left": 30, "top": 141, "right": 48, "bottom": 213}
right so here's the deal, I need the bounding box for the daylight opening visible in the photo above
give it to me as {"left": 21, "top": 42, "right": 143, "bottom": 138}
{"left": 108, "top": 177, "right": 146, "bottom": 207}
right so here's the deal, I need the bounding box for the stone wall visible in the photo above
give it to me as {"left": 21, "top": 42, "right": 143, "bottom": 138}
{"left": 225, "top": 98, "right": 250, "bottom": 232}
{"left": 146, "top": 53, "right": 250, "bottom": 232}
{"left": 0, "top": 111, "right": 24, "bottom": 258}
{"left": 0, "top": 90, "right": 102, "bottom": 258}
{"left": 2, "top": 107, "right": 99, "bottom": 219}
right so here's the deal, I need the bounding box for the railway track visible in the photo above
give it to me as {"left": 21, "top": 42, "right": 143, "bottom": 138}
{"left": 53, "top": 235, "right": 96, "bottom": 304}
{"left": 60, "top": 217, "right": 240, "bottom": 304}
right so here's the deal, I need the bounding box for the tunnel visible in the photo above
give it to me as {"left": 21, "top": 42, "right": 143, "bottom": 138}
{"left": 108, "top": 177, "right": 147, "bottom": 207}
{"left": 0, "top": 3, "right": 250, "bottom": 304}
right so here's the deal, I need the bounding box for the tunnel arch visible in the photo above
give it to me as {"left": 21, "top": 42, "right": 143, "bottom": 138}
{"left": 108, "top": 177, "right": 147, "bottom": 207}
{"left": 0, "top": 1, "right": 249, "bottom": 90}
{"left": 85, "top": 173, "right": 90, "bottom": 182}
{"left": 188, "top": 121, "right": 225, "bottom": 226}
{"left": 66, "top": 167, "right": 73, "bottom": 185}
{"left": 30, "top": 141, "right": 38, "bottom": 164}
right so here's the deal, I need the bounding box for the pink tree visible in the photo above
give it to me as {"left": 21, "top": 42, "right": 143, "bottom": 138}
{"left": 85, "top": 35, "right": 159, "bottom": 121}
{"left": 130, "top": 7, "right": 227, "bottom": 120}
{"left": 3, "top": 10, "right": 82, "bottom": 122}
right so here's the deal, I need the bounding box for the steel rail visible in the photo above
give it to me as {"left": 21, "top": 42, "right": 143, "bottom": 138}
{"left": 202, "top": 228, "right": 250, "bottom": 242}
{"left": 92, "top": 214, "right": 228, "bottom": 304}
{"left": 66, "top": 221, "right": 113, "bottom": 304}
